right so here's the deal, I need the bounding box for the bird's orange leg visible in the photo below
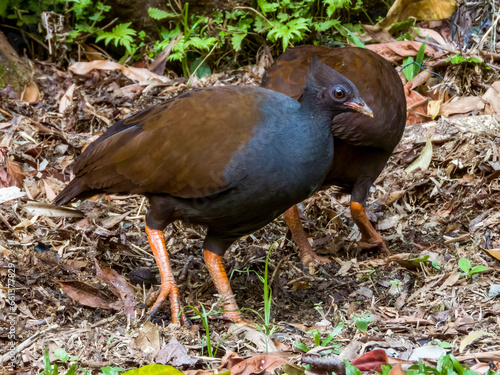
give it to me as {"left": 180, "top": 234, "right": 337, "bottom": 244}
{"left": 350, "top": 202, "right": 390, "bottom": 255}
{"left": 145, "top": 224, "right": 188, "bottom": 324}
{"left": 203, "top": 250, "right": 246, "bottom": 324}
{"left": 283, "top": 205, "right": 330, "bottom": 266}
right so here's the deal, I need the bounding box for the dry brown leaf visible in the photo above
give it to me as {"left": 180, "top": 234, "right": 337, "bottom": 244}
{"left": 361, "top": 25, "right": 394, "bottom": 43}
{"left": 367, "top": 41, "right": 440, "bottom": 63}
{"left": 55, "top": 280, "right": 118, "bottom": 309}
{"left": 136, "top": 321, "right": 161, "bottom": 353}
{"left": 377, "top": 0, "right": 456, "bottom": 29}
{"left": 413, "top": 27, "right": 455, "bottom": 50}
{"left": 482, "top": 81, "right": 500, "bottom": 115}
{"left": 482, "top": 248, "right": 500, "bottom": 261}
{"left": 228, "top": 356, "right": 288, "bottom": 375}
{"left": 59, "top": 83, "right": 75, "bottom": 114}
{"left": 82, "top": 43, "right": 106, "bottom": 61}
{"left": 439, "top": 96, "right": 484, "bottom": 117}
{"left": 94, "top": 259, "right": 136, "bottom": 318}
{"left": 6, "top": 158, "right": 24, "bottom": 188}
{"left": 69, "top": 60, "right": 171, "bottom": 82}
{"left": 21, "top": 81, "right": 39, "bottom": 103}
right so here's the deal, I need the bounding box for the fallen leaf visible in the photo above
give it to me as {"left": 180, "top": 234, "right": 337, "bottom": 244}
{"left": 482, "top": 81, "right": 500, "bottom": 115}
{"left": 460, "top": 331, "right": 490, "bottom": 352}
{"left": 0, "top": 186, "right": 26, "bottom": 203}
{"left": 94, "top": 259, "right": 136, "bottom": 319}
{"left": 24, "top": 201, "right": 83, "bottom": 217}
{"left": 59, "top": 83, "right": 75, "bottom": 113}
{"left": 155, "top": 338, "right": 200, "bottom": 367}
{"left": 55, "top": 280, "right": 118, "bottom": 309}
{"left": 351, "top": 349, "right": 389, "bottom": 372}
{"left": 136, "top": 321, "right": 161, "bottom": 354}
{"left": 377, "top": 0, "right": 456, "bottom": 29}
{"left": 228, "top": 356, "right": 288, "bottom": 375}
{"left": 367, "top": 41, "right": 440, "bottom": 63}
{"left": 21, "top": 81, "right": 39, "bottom": 103}
{"left": 409, "top": 345, "right": 447, "bottom": 360}
{"left": 439, "top": 96, "right": 484, "bottom": 117}
{"left": 69, "top": 60, "right": 172, "bottom": 83}
{"left": 482, "top": 248, "right": 500, "bottom": 261}
{"left": 389, "top": 363, "right": 405, "bottom": 375}
{"left": 405, "top": 136, "right": 432, "bottom": 173}
{"left": 428, "top": 99, "right": 443, "bottom": 119}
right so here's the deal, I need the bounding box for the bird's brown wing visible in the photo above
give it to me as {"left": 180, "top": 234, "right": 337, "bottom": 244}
{"left": 73, "top": 86, "right": 263, "bottom": 198}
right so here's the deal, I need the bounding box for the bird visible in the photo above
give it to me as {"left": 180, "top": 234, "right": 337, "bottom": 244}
{"left": 54, "top": 57, "right": 373, "bottom": 325}
{"left": 261, "top": 45, "right": 406, "bottom": 266}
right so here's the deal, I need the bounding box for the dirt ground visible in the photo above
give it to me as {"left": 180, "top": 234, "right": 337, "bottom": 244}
{"left": 0, "top": 61, "right": 500, "bottom": 375}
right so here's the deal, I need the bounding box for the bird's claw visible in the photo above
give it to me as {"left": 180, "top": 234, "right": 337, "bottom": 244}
{"left": 146, "top": 284, "right": 190, "bottom": 326}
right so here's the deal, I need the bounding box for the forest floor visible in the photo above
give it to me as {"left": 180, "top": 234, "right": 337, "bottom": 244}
{"left": 0, "top": 58, "right": 500, "bottom": 375}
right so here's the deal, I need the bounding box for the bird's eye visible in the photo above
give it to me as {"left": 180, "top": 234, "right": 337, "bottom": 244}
{"left": 333, "top": 88, "right": 345, "bottom": 98}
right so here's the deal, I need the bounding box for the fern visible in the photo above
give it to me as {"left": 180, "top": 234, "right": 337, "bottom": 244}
{"left": 96, "top": 22, "right": 137, "bottom": 55}
{"left": 148, "top": 7, "right": 176, "bottom": 20}
{"left": 267, "top": 18, "right": 309, "bottom": 51}
{"left": 322, "top": 0, "right": 351, "bottom": 17}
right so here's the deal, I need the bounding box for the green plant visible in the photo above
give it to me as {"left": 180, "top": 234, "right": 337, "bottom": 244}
{"left": 293, "top": 321, "right": 344, "bottom": 353}
{"left": 402, "top": 42, "right": 426, "bottom": 81}
{"left": 149, "top": 2, "right": 218, "bottom": 76}
{"left": 446, "top": 54, "right": 483, "bottom": 65}
{"left": 409, "top": 255, "right": 441, "bottom": 270}
{"left": 38, "top": 348, "right": 123, "bottom": 375}
{"left": 180, "top": 302, "right": 222, "bottom": 357}
{"left": 352, "top": 313, "right": 372, "bottom": 332}
{"left": 458, "top": 258, "right": 488, "bottom": 278}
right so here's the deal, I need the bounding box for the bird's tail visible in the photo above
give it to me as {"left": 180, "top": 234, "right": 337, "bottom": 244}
{"left": 53, "top": 178, "right": 88, "bottom": 206}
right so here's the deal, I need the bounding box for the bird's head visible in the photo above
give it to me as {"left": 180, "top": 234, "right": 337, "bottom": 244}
{"left": 304, "top": 55, "right": 373, "bottom": 118}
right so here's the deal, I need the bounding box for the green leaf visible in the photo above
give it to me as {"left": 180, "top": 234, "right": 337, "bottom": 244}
{"left": 101, "top": 366, "right": 125, "bottom": 375}
{"left": 96, "top": 22, "right": 137, "bottom": 54}
{"left": 345, "top": 360, "right": 364, "bottom": 375}
{"left": 314, "top": 19, "right": 339, "bottom": 32}
{"left": 458, "top": 258, "right": 471, "bottom": 274}
{"left": 190, "top": 57, "right": 212, "bottom": 78}
{"left": 470, "top": 265, "right": 488, "bottom": 275}
{"left": 402, "top": 57, "right": 415, "bottom": 81}
{"left": 293, "top": 341, "right": 310, "bottom": 352}
{"left": 257, "top": 0, "right": 279, "bottom": 14}
{"left": 323, "top": 0, "right": 351, "bottom": 17}
{"left": 65, "top": 364, "right": 78, "bottom": 375}
{"left": 148, "top": 7, "right": 177, "bottom": 20}
{"left": 0, "top": 0, "right": 8, "bottom": 18}
{"left": 230, "top": 31, "right": 247, "bottom": 51}
{"left": 43, "top": 348, "right": 52, "bottom": 375}
{"left": 54, "top": 348, "right": 69, "bottom": 362}
{"left": 123, "top": 363, "right": 183, "bottom": 374}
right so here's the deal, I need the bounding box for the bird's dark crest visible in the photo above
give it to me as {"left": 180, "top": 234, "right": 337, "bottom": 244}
{"left": 305, "top": 55, "right": 355, "bottom": 95}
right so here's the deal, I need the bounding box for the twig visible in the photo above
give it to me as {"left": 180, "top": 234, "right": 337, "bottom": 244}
{"left": 1, "top": 324, "right": 59, "bottom": 364}
{"left": 188, "top": 41, "right": 219, "bottom": 85}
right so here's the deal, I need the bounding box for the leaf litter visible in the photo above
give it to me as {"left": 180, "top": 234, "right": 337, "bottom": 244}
{"left": 1, "top": 14, "right": 500, "bottom": 375}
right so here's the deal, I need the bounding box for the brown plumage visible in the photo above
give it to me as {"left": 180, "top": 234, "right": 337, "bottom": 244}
{"left": 55, "top": 57, "right": 373, "bottom": 324}
{"left": 261, "top": 45, "right": 406, "bottom": 265}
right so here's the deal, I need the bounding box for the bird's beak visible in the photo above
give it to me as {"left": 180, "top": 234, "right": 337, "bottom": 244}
{"left": 345, "top": 100, "right": 374, "bottom": 118}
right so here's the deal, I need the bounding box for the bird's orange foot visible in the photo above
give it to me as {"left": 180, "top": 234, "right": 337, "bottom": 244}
{"left": 222, "top": 310, "right": 252, "bottom": 325}
{"left": 299, "top": 249, "right": 330, "bottom": 267}
{"left": 147, "top": 282, "right": 190, "bottom": 325}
